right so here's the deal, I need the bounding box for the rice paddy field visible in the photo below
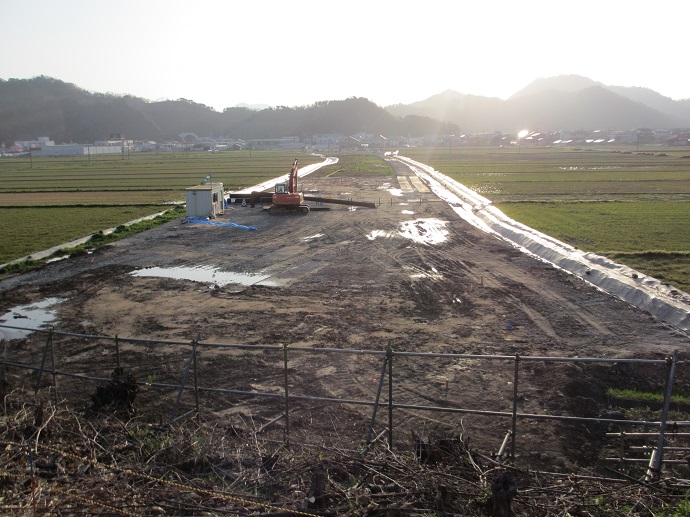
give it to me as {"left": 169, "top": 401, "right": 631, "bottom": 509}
{"left": 401, "top": 146, "right": 690, "bottom": 292}
{"left": 0, "top": 150, "right": 323, "bottom": 265}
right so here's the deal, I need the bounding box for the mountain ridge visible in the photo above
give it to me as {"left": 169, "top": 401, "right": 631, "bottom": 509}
{"left": 386, "top": 74, "right": 690, "bottom": 133}
{"left": 1, "top": 74, "right": 688, "bottom": 145}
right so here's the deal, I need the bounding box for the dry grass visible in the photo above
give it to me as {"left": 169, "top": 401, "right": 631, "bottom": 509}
{"left": 1, "top": 384, "right": 689, "bottom": 516}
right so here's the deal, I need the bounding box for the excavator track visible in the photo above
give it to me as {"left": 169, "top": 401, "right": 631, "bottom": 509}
{"left": 267, "top": 204, "right": 310, "bottom": 215}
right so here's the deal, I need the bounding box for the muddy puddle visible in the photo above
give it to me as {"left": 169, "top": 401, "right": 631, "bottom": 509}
{"left": 0, "top": 297, "right": 66, "bottom": 340}
{"left": 130, "top": 266, "right": 283, "bottom": 287}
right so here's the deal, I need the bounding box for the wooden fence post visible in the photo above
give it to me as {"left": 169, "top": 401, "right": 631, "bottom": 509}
{"left": 491, "top": 471, "right": 517, "bottom": 517}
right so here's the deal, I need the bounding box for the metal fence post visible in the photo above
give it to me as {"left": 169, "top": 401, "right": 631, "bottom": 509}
{"left": 193, "top": 336, "right": 200, "bottom": 416}
{"left": 171, "top": 334, "right": 199, "bottom": 422}
{"left": 35, "top": 329, "right": 51, "bottom": 393}
{"left": 647, "top": 350, "right": 678, "bottom": 481}
{"left": 28, "top": 445, "right": 37, "bottom": 515}
{"left": 366, "top": 354, "right": 389, "bottom": 448}
{"left": 115, "top": 334, "right": 120, "bottom": 370}
{"left": 511, "top": 353, "right": 520, "bottom": 461}
{"left": 36, "top": 329, "right": 57, "bottom": 403}
{"left": 387, "top": 342, "right": 394, "bottom": 449}
{"left": 283, "top": 343, "right": 290, "bottom": 449}
{"left": 49, "top": 330, "right": 58, "bottom": 405}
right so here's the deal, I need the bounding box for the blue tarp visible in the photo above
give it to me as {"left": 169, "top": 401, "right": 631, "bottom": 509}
{"left": 182, "top": 217, "right": 256, "bottom": 231}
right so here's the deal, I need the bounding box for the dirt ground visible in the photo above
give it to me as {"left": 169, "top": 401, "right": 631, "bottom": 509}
{"left": 1, "top": 158, "right": 689, "bottom": 475}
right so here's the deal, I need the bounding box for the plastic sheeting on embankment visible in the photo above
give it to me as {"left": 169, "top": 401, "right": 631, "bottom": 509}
{"left": 394, "top": 156, "right": 690, "bottom": 333}
{"left": 182, "top": 217, "right": 256, "bottom": 231}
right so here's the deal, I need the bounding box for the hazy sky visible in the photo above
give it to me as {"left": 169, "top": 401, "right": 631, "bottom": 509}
{"left": 2, "top": 0, "right": 688, "bottom": 111}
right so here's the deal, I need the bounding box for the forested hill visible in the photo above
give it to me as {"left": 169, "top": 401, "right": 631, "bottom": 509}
{"left": 0, "top": 76, "right": 458, "bottom": 145}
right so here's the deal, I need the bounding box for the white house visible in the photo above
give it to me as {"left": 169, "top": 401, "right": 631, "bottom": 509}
{"left": 185, "top": 183, "right": 225, "bottom": 218}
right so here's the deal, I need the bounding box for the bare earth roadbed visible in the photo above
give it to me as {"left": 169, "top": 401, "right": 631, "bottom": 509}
{"left": 2, "top": 159, "right": 689, "bottom": 475}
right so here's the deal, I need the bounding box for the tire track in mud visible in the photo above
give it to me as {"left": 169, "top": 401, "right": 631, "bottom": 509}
{"left": 391, "top": 161, "right": 622, "bottom": 348}
{"left": 298, "top": 344, "right": 518, "bottom": 453}
{"left": 287, "top": 347, "right": 485, "bottom": 444}
{"left": 258, "top": 198, "right": 496, "bottom": 440}
{"left": 394, "top": 155, "right": 690, "bottom": 333}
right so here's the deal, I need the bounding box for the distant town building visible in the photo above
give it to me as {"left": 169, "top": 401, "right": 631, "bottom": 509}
{"left": 667, "top": 136, "right": 690, "bottom": 146}
{"left": 14, "top": 136, "right": 54, "bottom": 149}
{"left": 13, "top": 136, "right": 124, "bottom": 156}
{"left": 32, "top": 144, "right": 123, "bottom": 157}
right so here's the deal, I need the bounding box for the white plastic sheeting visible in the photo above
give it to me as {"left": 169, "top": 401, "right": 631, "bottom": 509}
{"left": 234, "top": 156, "right": 339, "bottom": 194}
{"left": 394, "top": 156, "right": 690, "bottom": 333}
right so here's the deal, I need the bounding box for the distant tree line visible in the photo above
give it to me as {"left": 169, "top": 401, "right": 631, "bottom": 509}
{"left": 0, "top": 76, "right": 459, "bottom": 146}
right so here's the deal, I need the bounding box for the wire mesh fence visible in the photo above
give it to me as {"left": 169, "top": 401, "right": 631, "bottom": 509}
{"left": 1, "top": 323, "right": 688, "bottom": 481}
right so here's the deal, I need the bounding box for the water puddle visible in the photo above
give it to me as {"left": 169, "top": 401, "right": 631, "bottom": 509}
{"left": 399, "top": 219, "right": 449, "bottom": 245}
{"left": 302, "top": 233, "right": 324, "bottom": 242}
{"left": 131, "top": 266, "right": 283, "bottom": 287}
{"left": 0, "top": 297, "right": 66, "bottom": 340}
{"left": 366, "top": 219, "right": 448, "bottom": 245}
{"left": 366, "top": 230, "right": 395, "bottom": 241}
{"left": 378, "top": 183, "right": 404, "bottom": 197}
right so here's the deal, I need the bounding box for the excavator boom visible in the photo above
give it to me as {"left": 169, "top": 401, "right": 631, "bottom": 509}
{"left": 287, "top": 158, "right": 298, "bottom": 193}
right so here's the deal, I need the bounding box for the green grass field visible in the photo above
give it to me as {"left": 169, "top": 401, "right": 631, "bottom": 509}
{"left": 0, "top": 205, "right": 169, "bottom": 261}
{"left": 0, "top": 151, "right": 324, "bottom": 193}
{"left": 401, "top": 146, "right": 690, "bottom": 292}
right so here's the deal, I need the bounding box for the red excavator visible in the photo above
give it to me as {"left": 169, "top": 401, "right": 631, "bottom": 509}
{"left": 268, "top": 159, "right": 310, "bottom": 215}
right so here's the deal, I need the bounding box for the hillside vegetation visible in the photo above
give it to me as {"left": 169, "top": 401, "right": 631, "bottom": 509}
{"left": 0, "top": 77, "right": 458, "bottom": 146}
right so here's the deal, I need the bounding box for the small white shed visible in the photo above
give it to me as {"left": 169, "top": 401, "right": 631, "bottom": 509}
{"left": 185, "top": 182, "right": 225, "bottom": 218}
